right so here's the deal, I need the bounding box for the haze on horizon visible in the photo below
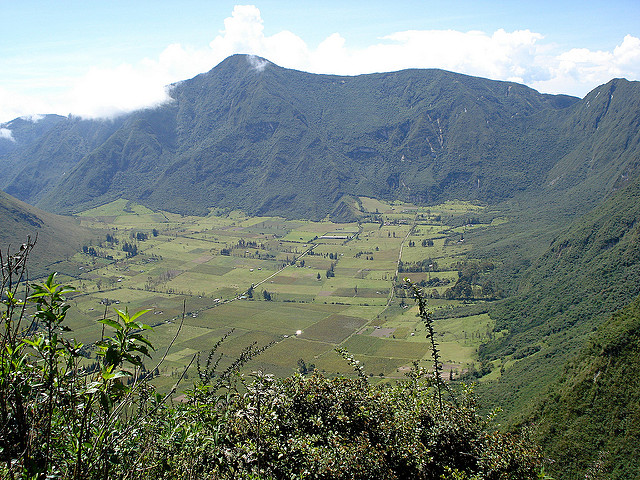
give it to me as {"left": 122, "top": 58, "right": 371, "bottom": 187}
{"left": 1, "top": 1, "right": 639, "bottom": 124}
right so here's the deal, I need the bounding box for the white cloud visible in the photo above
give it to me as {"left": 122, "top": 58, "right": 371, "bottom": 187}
{"left": 155, "top": 7, "right": 640, "bottom": 100}
{"left": 209, "top": 5, "right": 308, "bottom": 68}
{"left": 303, "top": 28, "right": 547, "bottom": 83}
{"left": 615, "top": 34, "right": 640, "bottom": 68}
{"left": 21, "top": 114, "right": 44, "bottom": 123}
{"left": 209, "top": 5, "right": 266, "bottom": 56}
{"left": 1, "top": 4, "right": 640, "bottom": 122}
{"left": 529, "top": 34, "right": 640, "bottom": 95}
{"left": 64, "top": 63, "right": 174, "bottom": 119}
{"left": 0, "top": 127, "right": 15, "bottom": 142}
{"left": 0, "top": 86, "right": 52, "bottom": 123}
{"left": 247, "top": 55, "right": 269, "bottom": 72}
{"left": 54, "top": 4, "right": 311, "bottom": 120}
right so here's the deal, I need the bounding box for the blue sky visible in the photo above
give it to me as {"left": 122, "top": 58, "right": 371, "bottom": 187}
{"left": 1, "top": 1, "right": 639, "bottom": 123}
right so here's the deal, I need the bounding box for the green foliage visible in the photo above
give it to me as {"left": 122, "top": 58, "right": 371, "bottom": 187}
{"left": 142, "top": 363, "right": 542, "bottom": 479}
{"left": 404, "top": 280, "right": 446, "bottom": 408}
{"left": 0, "top": 240, "right": 161, "bottom": 479}
{"left": 96, "top": 307, "right": 154, "bottom": 370}
{"left": 187, "top": 370, "right": 542, "bottom": 480}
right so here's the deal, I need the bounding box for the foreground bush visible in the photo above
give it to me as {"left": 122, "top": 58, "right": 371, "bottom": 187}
{"left": 1, "top": 241, "right": 543, "bottom": 479}
{"left": 167, "top": 371, "right": 543, "bottom": 480}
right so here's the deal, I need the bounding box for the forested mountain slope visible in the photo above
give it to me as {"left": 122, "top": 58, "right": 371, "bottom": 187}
{"left": 0, "top": 115, "right": 123, "bottom": 204}
{"left": 0, "top": 114, "right": 66, "bottom": 157}
{"left": 478, "top": 172, "right": 640, "bottom": 430}
{"left": 538, "top": 78, "right": 640, "bottom": 216}
{"left": 2, "top": 57, "right": 638, "bottom": 225}
{"left": 533, "top": 294, "right": 640, "bottom": 479}
{"left": 1, "top": 54, "right": 584, "bottom": 219}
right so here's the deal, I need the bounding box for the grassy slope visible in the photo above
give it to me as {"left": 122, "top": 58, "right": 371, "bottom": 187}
{"left": 0, "top": 190, "right": 90, "bottom": 275}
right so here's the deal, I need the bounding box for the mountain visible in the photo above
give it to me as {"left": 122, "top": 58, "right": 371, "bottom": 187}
{"left": 2, "top": 54, "right": 588, "bottom": 219}
{"left": 3, "top": 57, "right": 639, "bottom": 224}
{"left": 483, "top": 168, "right": 640, "bottom": 377}
{"left": 0, "top": 114, "right": 66, "bottom": 157}
{"left": 473, "top": 172, "right": 640, "bottom": 478}
{"left": 0, "top": 190, "right": 88, "bottom": 273}
{"left": 536, "top": 78, "right": 640, "bottom": 217}
{"left": 0, "top": 115, "right": 124, "bottom": 205}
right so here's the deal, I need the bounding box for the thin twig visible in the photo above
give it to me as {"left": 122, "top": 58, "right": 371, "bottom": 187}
{"left": 141, "top": 299, "right": 187, "bottom": 384}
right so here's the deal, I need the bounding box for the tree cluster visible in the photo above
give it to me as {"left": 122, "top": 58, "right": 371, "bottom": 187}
{"left": 122, "top": 242, "right": 138, "bottom": 257}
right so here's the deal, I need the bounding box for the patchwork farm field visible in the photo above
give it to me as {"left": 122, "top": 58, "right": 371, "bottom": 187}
{"left": 58, "top": 197, "right": 504, "bottom": 390}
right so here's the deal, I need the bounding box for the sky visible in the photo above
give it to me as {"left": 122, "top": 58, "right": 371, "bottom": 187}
{"left": 1, "top": 0, "right": 640, "bottom": 124}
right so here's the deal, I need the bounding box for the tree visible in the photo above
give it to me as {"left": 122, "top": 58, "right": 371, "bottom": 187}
{"left": 297, "top": 358, "right": 308, "bottom": 374}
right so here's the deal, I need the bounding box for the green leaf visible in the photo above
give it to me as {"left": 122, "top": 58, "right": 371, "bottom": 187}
{"left": 128, "top": 308, "right": 152, "bottom": 323}
{"left": 98, "top": 318, "right": 122, "bottom": 330}
{"left": 27, "top": 292, "right": 49, "bottom": 299}
{"left": 130, "top": 334, "right": 154, "bottom": 349}
{"left": 114, "top": 308, "right": 129, "bottom": 322}
{"left": 22, "top": 338, "right": 42, "bottom": 348}
{"left": 102, "top": 369, "right": 130, "bottom": 381}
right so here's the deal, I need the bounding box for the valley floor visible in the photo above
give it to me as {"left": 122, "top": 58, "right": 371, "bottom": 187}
{"left": 51, "top": 197, "right": 503, "bottom": 390}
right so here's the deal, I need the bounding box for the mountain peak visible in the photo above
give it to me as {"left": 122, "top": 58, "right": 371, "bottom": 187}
{"left": 209, "top": 54, "right": 273, "bottom": 75}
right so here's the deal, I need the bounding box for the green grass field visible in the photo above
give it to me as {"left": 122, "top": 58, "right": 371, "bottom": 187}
{"left": 54, "top": 198, "right": 505, "bottom": 390}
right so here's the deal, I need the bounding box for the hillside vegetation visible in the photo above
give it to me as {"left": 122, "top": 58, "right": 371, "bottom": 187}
{"left": 534, "top": 294, "right": 640, "bottom": 479}
{"left": 0, "top": 55, "right": 590, "bottom": 219}
{"left": 477, "top": 174, "right": 640, "bottom": 422}
{"left": 0, "top": 115, "right": 125, "bottom": 204}
{"left": 1, "top": 57, "right": 637, "bottom": 226}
